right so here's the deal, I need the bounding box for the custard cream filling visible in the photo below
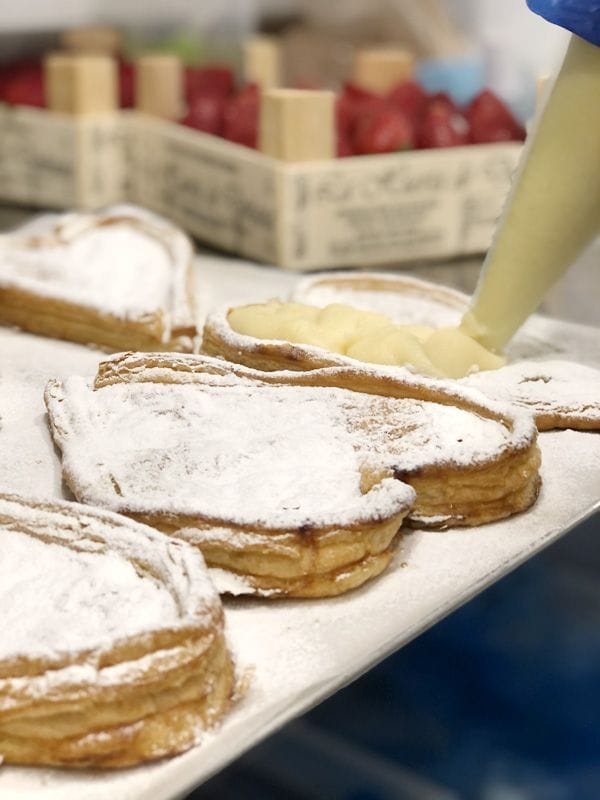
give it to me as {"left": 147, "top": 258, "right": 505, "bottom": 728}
{"left": 228, "top": 301, "right": 506, "bottom": 379}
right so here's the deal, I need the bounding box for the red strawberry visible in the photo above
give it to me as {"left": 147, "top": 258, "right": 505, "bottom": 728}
{"left": 466, "top": 89, "right": 526, "bottom": 143}
{"left": 337, "top": 131, "right": 355, "bottom": 158}
{"left": 418, "top": 104, "right": 469, "bottom": 148}
{"left": 427, "top": 91, "right": 459, "bottom": 114}
{"left": 335, "top": 93, "right": 357, "bottom": 137}
{"left": 387, "top": 80, "right": 428, "bottom": 124}
{"left": 185, "top": 66, "right": 234, "bottom": 102}
{"left": 342, "top": 81, "right": 380, "bottom": 104}
{"left": 354, "top": 107, "right": 414, "bottom": 155}
{"left": 118, "top": 62, "right": 134, "bottom": 108}
{"left": 222, "top": 84, "right": 259, "bottom": 148}
{"left": 337, "top": 82, "right": 385, "bottom": 139}
{"left": 0, "top": 61, "right": 44, "bottom": 107}
{"left": 181, "top": 92, "right": 227, "bottom": 135}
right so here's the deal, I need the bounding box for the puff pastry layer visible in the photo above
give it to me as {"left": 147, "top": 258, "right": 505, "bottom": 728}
{"left": 0, "top": 492, "right": 234, "bottom": 768}
{"left": 0, "top": 205, "right": 197, "bottom": 352}
{"left": 45, "top": 353, "right": 540, "bottom": 597}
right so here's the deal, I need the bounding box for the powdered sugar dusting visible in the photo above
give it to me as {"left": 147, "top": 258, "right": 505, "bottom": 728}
{"left": 45, "top": 365, "right": 535, "bottom": 533}
{"left": 462, "top": 360, "right": 600, "bottom": 423}
{"left": 46, "top": 377, "right": 414, "bottom": 529}
{"left": 292, "top": 272, "right": 467, "bottom": 327}
{"left": 0, "top": 528, "right": 176, "bottom": 662}
{"left": 0, "top": 255, "right": 598, "bottom": 800}
{"left": 0, "top": 493, "right": 219, "bottom": 665}
{"left": 0, "top": 205, "right": 195, "bottom": 339}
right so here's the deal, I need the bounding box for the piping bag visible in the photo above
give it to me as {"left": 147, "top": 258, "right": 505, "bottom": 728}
{"left": 460, "top": 29, "right": 600, "bottom": 352}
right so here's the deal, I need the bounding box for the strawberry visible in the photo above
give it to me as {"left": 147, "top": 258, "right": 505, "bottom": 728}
{"left": 466, "top": 89, "right": 526, "bottom": 143}
{"left": 418, "top": 104, "right": 469, "bottom": 148}
{"left": 222, "top": 84, "right": 259, "bottom": 148}
{"left": 118, "top": 62, "right": 134, "bottom": 108}
{"left": 185, "top": 66, "right": 234, "bottom": 102}
{"left": 342, "top": 81, "right": 380, "bottom": 104}
{"left": 386, "top": 80, "right": 428, "bottom": 124}
{"left": 0, "top": 61, "right": 44, "bottom": 107}
{"left": 337, "top": 82, "right": 384, "bottom": 140}
{"left": 354, "top": 107, "right": 414, "bottom": 155}
{"left": 181, "top": 92, "right": 227, "bottom": 135}
{"left": 427, "top": 91, "right": 458, "bottom": 114}
{"left": 337, "top": 131, "right": 355, "bottom": 158}
{"left": 335, "top": 93, "right": 357, "bottom": 137}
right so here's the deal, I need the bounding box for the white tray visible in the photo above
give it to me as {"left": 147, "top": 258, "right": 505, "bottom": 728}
{"left": 1, "top": 255, "right": 599, "bottom": 800}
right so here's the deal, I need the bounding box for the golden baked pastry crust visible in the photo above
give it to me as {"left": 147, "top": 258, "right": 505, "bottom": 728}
{"left": 0, "top": 206, "right": 197, "bottom": 352}
{"left": 0, "top": 492, "right": 235, "bottom": 768}
{"left": 95, "top": 353, "right": 541, "bottom": 531}
{"left": 46, "top": 359, "right": 415, "bottom": 598}
{"left": 292, "top": 272, "right": 469, "bottom": 318}
{"left": 45, "top": 352, "right": 540, "bottom": 599}
{"left": 202, "top": 305, "right": 346, "bottom": 372}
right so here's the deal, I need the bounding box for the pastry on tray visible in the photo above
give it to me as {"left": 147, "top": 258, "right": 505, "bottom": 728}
{"left": 44, "top": 353, "right": 540, "bottom": 597}
{"left": 292, "top": 272, "right": 469, "bottom": 327}
{"left": 201, "top": 273, "right": 600, "bottom": 432}
{"left": 0, "top": 205, "right": 197, "bottom": 352}
{"left": 0, "top": 492, "right": 235, "bottom": 768}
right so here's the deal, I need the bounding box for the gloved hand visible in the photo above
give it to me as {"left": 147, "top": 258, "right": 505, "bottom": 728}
{"left": 527, "top": 0, "right": 600, "bottom": 46}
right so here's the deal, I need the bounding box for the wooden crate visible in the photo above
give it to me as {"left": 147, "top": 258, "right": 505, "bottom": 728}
{"left": 0, "top": 104, "right": 520, "bottom": 269}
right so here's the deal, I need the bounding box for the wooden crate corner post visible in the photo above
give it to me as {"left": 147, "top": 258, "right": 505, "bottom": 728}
{"left": 45, "top": 52, "right": 119, "bottom": 115}
{"left": 243, "top": 35, "right": 282, "bottom": 90}
{"left": 352, "top": 47, "right": 415, "bottom": 93}
{"left": 134, "top": 54, "right": 184, "bottom": 121}
{"left": 258, "top": 88, "right": 336, "bottom": 269}
{"left": 259, "top": 88, "right": 335, "bottom": 163}
{"left": 43, "top": 52, "right": 122, "bottom": 208}
{"left": 60, "top": 25, "right": 123, "bottom": 56}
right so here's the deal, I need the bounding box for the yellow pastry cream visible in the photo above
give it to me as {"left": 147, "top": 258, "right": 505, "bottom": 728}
{"left": 228, "top": 301, "right": 506, "bottom": 379}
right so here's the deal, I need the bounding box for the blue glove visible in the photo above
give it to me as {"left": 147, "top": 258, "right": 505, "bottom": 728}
{"left": 527, "top": 0, "right": 600, "bottom": 45}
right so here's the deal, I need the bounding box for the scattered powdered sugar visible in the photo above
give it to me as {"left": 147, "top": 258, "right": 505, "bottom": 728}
{"left": 0, "top": 493, "right": 219, "bottom": 665}
{"left": 0, "top": 205, "right": 195, "bottom": 337}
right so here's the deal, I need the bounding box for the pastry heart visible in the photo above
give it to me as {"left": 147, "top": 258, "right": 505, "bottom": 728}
{"left": 44, "top": 352, "right": 540, "bottom": 598}
{"left": 0, "top": 492, "right": 234, "bottom": 768}
{"left": 0, "top": 204, "right": 197, "bottom": 352}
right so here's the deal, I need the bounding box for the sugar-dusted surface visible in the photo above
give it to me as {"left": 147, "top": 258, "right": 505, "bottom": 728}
{"left": 0, "top": 527, "right": 179, "bottom": 663}
{"left": 292, "top": 272, "right": 468, "bottom": 328}
{"left": 0, "top": 254, "right": 599, "bottom": 799}
{"left": 462, "top": 359, "right": 600, "bottom": 423}
{"left": 0, "top": 205, "right": 196, "bottom": 335}
{"left": 0, "top": 226, "right": 170, "bottom": 317}
{"left": 0, "top": 495, "right": 219, "bottom": 667}
{"left": 47, "top": 377, "right": 414, "bottom": 528}
{"left": 46, "top": 362, "right": 534, "bottom": 531}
